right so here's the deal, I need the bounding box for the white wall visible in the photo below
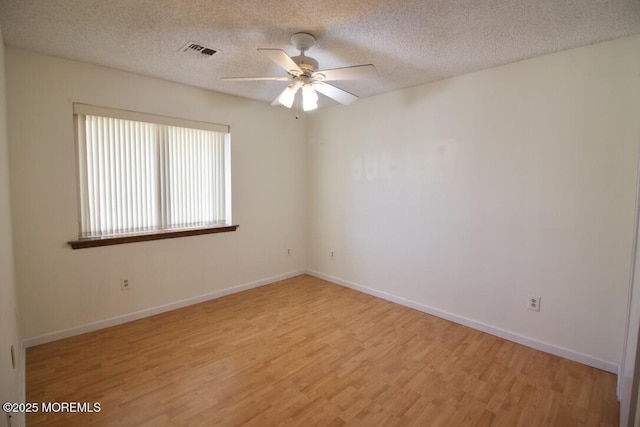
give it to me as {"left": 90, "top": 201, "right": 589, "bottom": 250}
{"left": 6, "top": 48, "right": 307, "bottom": 340}
{"left": 0, "top": 26, "right": 22, "bottom": 427}
{"left": 307, "top": 35, "right": 640, "bottom": 367}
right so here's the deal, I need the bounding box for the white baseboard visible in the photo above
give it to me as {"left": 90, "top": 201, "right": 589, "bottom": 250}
{"left": 13, "top": 345, "right": 26, "bottom": 427}
{"left": 306, "top": 270, "right": 619, "bottom": 374}
{"left": 22, "top": 270, "right": 305, "bottom": 348}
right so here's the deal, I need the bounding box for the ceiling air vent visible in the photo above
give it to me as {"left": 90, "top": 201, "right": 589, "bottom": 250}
{"left": 180, "top": 41, "right": 218, "bottom": 58}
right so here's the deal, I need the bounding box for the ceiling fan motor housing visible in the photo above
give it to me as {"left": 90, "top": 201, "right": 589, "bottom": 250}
{"left": 291, "top": 55, "right": 319, "bottom": 74}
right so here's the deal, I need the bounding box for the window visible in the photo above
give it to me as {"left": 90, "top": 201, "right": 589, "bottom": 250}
{"left": 68, "top": 104, "right": 236, "bottom": 249}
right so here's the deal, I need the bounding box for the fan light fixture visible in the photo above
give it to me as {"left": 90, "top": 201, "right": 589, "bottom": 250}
{"left": 277, "top": 82, "right": 300, "bottom": 108}
{"left": 301, "top": 84, "right": 318, "bottom": 111}
{"left": 276, "top": 81, "right": 318, "bottom": 111}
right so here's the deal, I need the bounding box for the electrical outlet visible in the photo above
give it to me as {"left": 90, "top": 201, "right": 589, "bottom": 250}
{"left": 287, "top": 248, "right": 291, "bottom": 256}
{"left": 528, "top": 295, "right": 541, "bottom": 312}
{"left": 330, "top": 251, "right": 335, "bottom": 260}
{"left": 121, "top": 278, "right": 132, "bottom": 291}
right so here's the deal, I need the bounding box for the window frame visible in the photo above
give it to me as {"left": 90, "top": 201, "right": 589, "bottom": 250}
{"left": 68, "top": 104, "right": 237, "bottom": 249}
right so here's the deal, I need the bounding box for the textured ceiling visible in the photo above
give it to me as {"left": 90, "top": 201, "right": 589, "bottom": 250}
{"left": 1, "top": 0, "right": 639, "bottom": 108}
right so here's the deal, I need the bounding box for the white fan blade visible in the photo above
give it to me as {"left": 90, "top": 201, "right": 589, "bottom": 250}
{"left": 314, "top": 83, "right": 359, "bottom": 105}
{"left": 258, "top": 49, "right": 303, "bottom": 75}
{"left": 221, "top": 76, "right": 291, "bottom": 81}
{"left": 316, "top": 64, "right": 377, "bottom": 81}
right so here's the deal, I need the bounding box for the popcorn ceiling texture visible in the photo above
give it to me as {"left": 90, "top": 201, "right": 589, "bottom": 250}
{"left": 0, "top": 0, "right": 638, "bottom": 107}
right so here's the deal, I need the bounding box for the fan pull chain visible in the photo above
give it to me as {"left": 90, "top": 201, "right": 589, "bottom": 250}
{"left": 295, "top": 92, "right": 300, "bottom": 119}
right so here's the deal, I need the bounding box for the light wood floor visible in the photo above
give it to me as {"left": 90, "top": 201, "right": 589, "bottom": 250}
{"left": 26, "top": 274, "right": 618, "bottom": 426}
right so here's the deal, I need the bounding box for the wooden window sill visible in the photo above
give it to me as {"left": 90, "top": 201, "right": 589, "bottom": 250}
{"left": 67, "top": 225, "right": 239, "bottom": 249}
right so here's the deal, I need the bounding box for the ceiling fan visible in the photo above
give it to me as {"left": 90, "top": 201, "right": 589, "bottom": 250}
{"left": 221, "top": 32, "right": 378, "bottom": 112}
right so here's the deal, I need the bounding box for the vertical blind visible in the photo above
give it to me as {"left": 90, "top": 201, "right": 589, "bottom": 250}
{"left": 75, "top": 106, "right": 230, "bottom": 237}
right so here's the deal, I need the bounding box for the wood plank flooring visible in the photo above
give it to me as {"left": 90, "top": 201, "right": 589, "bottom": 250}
{"left": 26, "top": 274, "right": 619, "bottom": 426}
